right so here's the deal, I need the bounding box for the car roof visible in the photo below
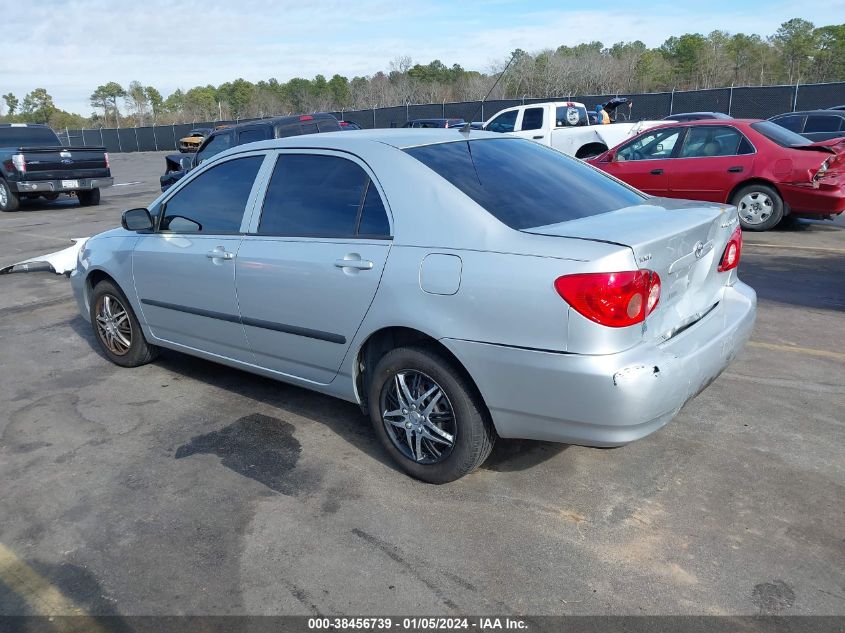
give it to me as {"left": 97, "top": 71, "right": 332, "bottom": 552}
{"left": 772, "top": 110, "right": 845, "bottom": 116}
{"left": 219, "top": 128, "right": 502, "bottom": 155}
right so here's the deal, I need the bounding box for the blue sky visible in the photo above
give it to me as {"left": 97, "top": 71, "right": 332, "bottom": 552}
{"left": 4, "top": 0, "right": 844, "bottom": 115}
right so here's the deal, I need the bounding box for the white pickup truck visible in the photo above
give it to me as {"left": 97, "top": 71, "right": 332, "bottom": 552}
{"left": 482, "top": 101, "right": 663, "bottom": 159}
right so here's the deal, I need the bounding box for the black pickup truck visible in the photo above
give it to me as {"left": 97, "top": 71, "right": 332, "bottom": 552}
{"left": 0, "top": 124, "right": 113, "bottom": 212}
{"left": 160, "top": 113, "right": 342, "bottom": 191}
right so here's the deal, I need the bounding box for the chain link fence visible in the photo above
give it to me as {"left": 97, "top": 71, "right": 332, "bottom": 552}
{"left": 53, "top": 82, "right": 845, "bottom": 153}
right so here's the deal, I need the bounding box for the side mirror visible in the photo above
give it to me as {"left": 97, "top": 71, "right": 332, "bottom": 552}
{"left": 122, "top": 208, "right": 153, "bottom": 231}
{"left": 179, "top": 156, "right": 193, "bottom": 171}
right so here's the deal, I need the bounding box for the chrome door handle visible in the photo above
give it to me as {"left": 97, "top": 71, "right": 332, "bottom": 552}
{"left": 335, "top": 257, "right": 373, "bottom": 270}
{"left": 206, "top": 250, "right": 234, "bottom": 260}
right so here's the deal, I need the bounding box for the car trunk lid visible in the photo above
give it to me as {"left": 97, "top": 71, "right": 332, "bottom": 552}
{"left": 17, "top": 146, "right": 109, "bottom": 180}
{"left": 525, "top": 198, "right": 736, "bottom": 341}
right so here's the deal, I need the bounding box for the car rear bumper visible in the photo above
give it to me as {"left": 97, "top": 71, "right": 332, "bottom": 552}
{"left": 9, "top": 177, "right": 114, "bottom": 193}
{"left": 442, "top": 281, "right": 756, "bottom": 446}
{"left": 781, "top": 179, "right": 845, "bottom": 216}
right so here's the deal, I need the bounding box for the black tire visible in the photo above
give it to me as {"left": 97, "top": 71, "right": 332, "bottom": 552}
{"left": 730, "top": 183, "right": 783, "bottom": 231}
{"left": 77, "top": 188, "right": 101, "bottom": 207}
{"left": 0, "top": 178, "right": 20, "bottom": 212}
{"left": 42, "top": 192, "right": 60, "bottom": 201}
{"left": 89, "top": 280, "right": 159, "bottom": 368}
{"left": 367, "top": 346, "right": 495, "bottom": 484}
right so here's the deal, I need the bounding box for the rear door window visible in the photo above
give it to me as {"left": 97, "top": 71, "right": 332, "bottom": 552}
{"left": 258, "top": 154, "right": 389, "bottom": 237}
{"left": 520, "top": 108, "right": 544, "bottom": 131}
{"left": 772, "top": 115, "right": 805, "bottom": 133}
{"left": 679, "top": 126, "right": 753, "bottom": 157}
{"left": 405, "top": 138, "right": 644, "bottom": 230}
{"left": 237, "top": 126, "right": 272, "bottom": 144}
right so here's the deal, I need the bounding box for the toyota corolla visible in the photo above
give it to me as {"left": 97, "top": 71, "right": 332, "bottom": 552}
{"left": 71, "top": 130, "right": 756, "bottom": 483}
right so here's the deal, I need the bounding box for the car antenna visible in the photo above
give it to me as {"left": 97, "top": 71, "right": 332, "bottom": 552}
{"left": 460, "top": 51, "right": 518, "bottom": 135}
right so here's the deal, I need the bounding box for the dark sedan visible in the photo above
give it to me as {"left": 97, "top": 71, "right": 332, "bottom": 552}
{"left": 769, "top": 110, "right": 845, "bottom": 142}
{"left": 402, "top": 118, "right": 465, "bottom": 128}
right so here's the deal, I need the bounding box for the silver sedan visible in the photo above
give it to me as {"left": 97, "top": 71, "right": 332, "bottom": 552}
{"left": 71, "top": 129, "right": 756, "bottom": 483}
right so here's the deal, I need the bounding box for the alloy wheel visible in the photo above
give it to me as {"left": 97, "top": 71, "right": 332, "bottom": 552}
{"left": 380, "top": 370, "right": 457, "bottom": 464}
{"left": 95, "top": 294, "right": 133, "bottom": 356}
{"left": 737, "top": 191, "right": 773, "bottom": 226}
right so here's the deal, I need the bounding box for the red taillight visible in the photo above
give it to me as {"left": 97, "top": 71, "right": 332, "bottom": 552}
{"left": 104, "top": 152, "right": 110, "bottom": 169}
{"left": 299, "top": 114, "right": 314, "bottom": 121}
{"left": 554, "top": 270, "right": 661, "bottom": 328}
{"left": 718, "top": 226, "right": 742, "bottom": 272}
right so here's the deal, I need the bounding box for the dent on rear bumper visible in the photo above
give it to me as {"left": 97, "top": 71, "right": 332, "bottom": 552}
{"left": 443, "top": 282, "right": 756, "bottom": 447}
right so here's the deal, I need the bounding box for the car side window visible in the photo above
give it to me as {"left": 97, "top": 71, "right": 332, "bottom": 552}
{"left": 237, "top": 126, "right": 271, "bottom": 144}
{"left": 357, "top": 182, "right": 391, "bottom": 237}
{"left": 487, "top": 110, "right": 518, "bottom": 133}
{"left": 679, "top": 126, "right": 751, "bottom": 158}
{"left": 160, "top": 156, "right": 263, "bottom": 233}
{"left": 258, "top": 154, "right": 379, "bottom": 237}
{"left": 196, "top": 132, "right": 233, "bottom": 164}
{"left": 804, "top": 115, "right": 842, "bottom": 133}
{"left": 521, "top": 108, "right": 544, "bottom": 131}
{"left": 772, "top": 115, "right": 805, "bottom": 133}
{"left": 617, "top": 128, "right": 682, "bottom": 161}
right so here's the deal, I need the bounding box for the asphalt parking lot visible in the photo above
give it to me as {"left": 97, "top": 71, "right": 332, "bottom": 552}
{"left": 0, "top": 151, "right": 843, "bottom": 618}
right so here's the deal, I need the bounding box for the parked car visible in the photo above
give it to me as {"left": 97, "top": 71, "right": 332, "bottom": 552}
{"left": 483, "top": 101, "right": 663, "bottom": 158}
{"left": 338, "top": 120, "right": 362, "bottom": 130}
{"left": 177, "top": 128, "right": 212, "bottom": 153}
{"left": 588, "top": 119, "right": 845, "bottom": 231}
{"left": 769, "top": 110, "right": 845, "bottom": 142}
{"left": 664, "top": 112, "right": 733, "bottom": 122}
{"left": 72, "top": 130, "right": 756, "bottom": 483}
{"left": 160, "top": 113, "right": 341, "bottom": 191}
{"left": 402, "top": 118, "right": 466, "bottom": 128}
{"left": 0, "top": 124, "right": 112, "bottom": 211}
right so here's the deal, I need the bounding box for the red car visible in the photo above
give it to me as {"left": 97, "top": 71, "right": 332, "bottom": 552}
{"left": 588, "top": 119, "right": 845, "bottom": 231}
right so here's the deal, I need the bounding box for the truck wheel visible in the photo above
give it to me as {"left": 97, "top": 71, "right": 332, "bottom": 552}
{"left": 731, "top": 183, "right": 783, "bottom": 231}
{"left": 0, "top": 179, "right": 20, "bottom": 212}
{"left": 576, "top": 143, "right": 608, "bottom": 159}
{"left": 77, "top": 188, "right": 101, "bottom": 207}
{"left": 368, "top": 346, "right": 495, "bottom": 484}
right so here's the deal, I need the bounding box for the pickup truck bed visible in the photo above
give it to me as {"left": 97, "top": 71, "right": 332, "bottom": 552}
{"left": 0, "top": 124, "right": 113, "bottom": 212}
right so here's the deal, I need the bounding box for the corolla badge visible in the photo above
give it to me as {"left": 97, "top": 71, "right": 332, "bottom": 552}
{"left": 61, "top": 159, "right": 73, "bottom": 165}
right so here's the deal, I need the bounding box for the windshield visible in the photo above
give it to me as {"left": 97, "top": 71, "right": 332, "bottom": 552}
{"left": 0, "top": 126, "right": 61, "bottom": 147}
{"left": 753, "top": 120, "right": 811, "bottom": 147}
{"left": 405, "top": 138, "right": 645, "bottom": 230}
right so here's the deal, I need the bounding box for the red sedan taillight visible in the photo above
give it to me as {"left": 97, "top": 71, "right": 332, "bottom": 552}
{"left": 554, "top": 270, "right": 661, "bottom": 328}
{"left": 718, "top": 226, "right": 742, "bottom": 272}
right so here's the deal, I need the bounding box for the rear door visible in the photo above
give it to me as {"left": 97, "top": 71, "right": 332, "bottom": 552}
{"left": 667, "top": 125, "right": 756, "bottom": 202}
{"left": 602, "top": 127, "right": 684, "bottom": 196}
{"left": 513, "top": 106, "right": 549, "bottom": 143}
{"left": 133, "top": 153, "right": 267, "bottom": 361}
{"left": 236, "top": 150, "right": 392, "bottom": 383}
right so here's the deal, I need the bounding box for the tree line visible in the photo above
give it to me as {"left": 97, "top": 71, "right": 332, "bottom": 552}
{"left": 2, "top": 18, "right": 843, "bottom": 129}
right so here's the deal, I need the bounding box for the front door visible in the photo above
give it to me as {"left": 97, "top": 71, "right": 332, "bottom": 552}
{"left": 605, "top": 126, "right": 684, "bottom": 196}
{"left": 133, "top": 154, "right": 266, "bottom": 361}
{"left": 236, "top": 151, "right": 393, "bottom": 384}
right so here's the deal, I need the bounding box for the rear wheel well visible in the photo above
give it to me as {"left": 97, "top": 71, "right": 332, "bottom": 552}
{"left": 355, "top": 327, "right": 490, "bottom": 421}
{"left": 575, "top": 142, "right": 608, "bottom": 159}
{"left": 728, "top": 179, "right": 789, "bottom": 216}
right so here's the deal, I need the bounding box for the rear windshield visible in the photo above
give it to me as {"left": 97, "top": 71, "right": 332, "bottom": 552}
{"left": 0, "top": 126, "right": 61, "bottom": 147}
{"left": 405, "top": 138, "right": 645, "bottom": 230}
{"left": 555, "top": 105, "right": 588, "bottom": 127}
{"left": 753, "top": 120, "right": 810, "bottom": 147}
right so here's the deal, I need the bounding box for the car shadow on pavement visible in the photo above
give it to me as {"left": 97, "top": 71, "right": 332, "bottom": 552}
{"left": 70, "top": 315, "right": 568, "bottom": 478}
